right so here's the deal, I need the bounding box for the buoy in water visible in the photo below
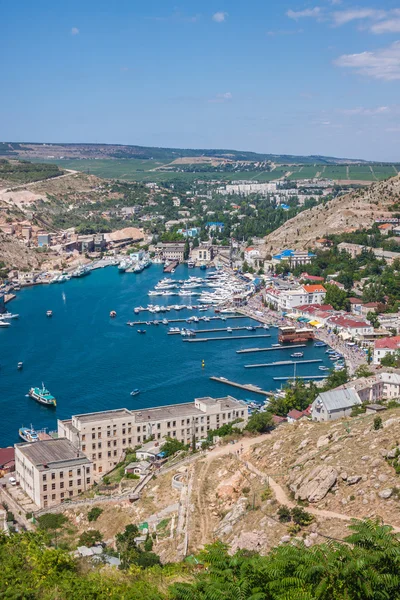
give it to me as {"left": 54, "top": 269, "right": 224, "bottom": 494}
{"left": 201, "top": 360, "right": 205, "bottom": 368}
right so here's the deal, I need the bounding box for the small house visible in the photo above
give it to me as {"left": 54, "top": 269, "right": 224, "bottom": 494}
{"left": 124, "top": 460, "right": 151, "bottom": 477}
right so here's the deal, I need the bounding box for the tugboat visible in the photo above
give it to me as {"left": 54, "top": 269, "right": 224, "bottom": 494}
{"left": 130, "top": 389, "right": 140, "bottom": 397}
{"left": 28, "top": 384, "right": 57, "bottom": 407}
{"left": 19, "top": 426, "right": 39, "bottom": 443}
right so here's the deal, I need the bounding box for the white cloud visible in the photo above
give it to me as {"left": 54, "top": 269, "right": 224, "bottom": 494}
{"left": 286, "top": 7, "right": 322, "bottom": 20}
{"left": 371, "top": 18, "right": 400, "bottom": 34}
{"left": 212, "top": 11, "right": 227, "bottom": 22}
{"left": 209, "top": 92, "right": 232, "bottom": 103}
{"left": 338, "top": 106, "right": 389, "bottom": 116}
{"left": 334, "top": 41, "right": 400, "bottom": 80}
{"left": 71, "top": 27, "right": 79, "bottom": 35}
{"left": 332, "top": 8, "right": 385, "bottom": 26}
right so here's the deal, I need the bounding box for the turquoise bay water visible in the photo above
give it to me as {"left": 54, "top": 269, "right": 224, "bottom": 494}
{"left": 0, "top": 266, "right": 330, "bottom": 446}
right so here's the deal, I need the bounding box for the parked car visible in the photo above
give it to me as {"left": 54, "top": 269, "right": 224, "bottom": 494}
{"left": 8, "top": 477, "right": 16, "bottom": 486}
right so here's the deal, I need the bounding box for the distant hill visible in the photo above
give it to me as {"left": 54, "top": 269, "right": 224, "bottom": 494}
{"left": 263, "top": 174, "right": 400, "bottom": 254}
{"left": 1, "top": 141, "right": 364, "bottom": 165}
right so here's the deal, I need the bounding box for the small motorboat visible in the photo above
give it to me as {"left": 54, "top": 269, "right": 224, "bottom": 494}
{"left": 17, "top": 362, "right": 23, "bottom": 370}
{"left": 272, "top": 344, "right": 281, "bottom": 347}
{"left": 19, "top": 426, "right": 39, "bottom": 443}
{"left": 110, "top": 310, "right": 117, "bottom": 318}
{"left": 137, "top": 329, "right": 146, "bottom": 334}
{"left": 227, "top": 327, "right": 233, "bottom": 333}
{"left": 0, "top": 321, "right": 10, "bottom": 328}
{"left": 291, "top": 352, "right": 304, "bottom": 358}
{"left": 130, "top": 389, "right": 140, "bottom": 397}
{"left": 315, "top": 341, "right": 326, "bottom": 347}
{"left": 46, "top": 310, "right": 53, "bottom": 317}
{"left": 319, "top": 366, "right": 330, "bottom": 371}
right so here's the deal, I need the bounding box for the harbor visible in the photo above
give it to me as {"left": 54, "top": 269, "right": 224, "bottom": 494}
{"left": 0, "top": 264, "right": 334, "bottom": 446}
{"left": 244, "top": 359, "right": 322, "bottom": 368}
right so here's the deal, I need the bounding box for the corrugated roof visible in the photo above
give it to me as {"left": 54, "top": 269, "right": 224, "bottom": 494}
{"left": 316, "top": 388, "right": 361, "bottom": 412}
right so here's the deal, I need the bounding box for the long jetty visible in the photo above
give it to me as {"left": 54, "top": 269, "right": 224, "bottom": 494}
{"left": 236, "top": 344, "right": 306, "bottom": 354}
{"left": 168, "top": 325, "right": 265, "bottom": 335}
{"left": 244, "top": 359, "right": 322, "bottom": 369}
{"left": 183, "top": 334, "right": 272, "bottom": 343}
{"left": 163, "top": 261, "right": 179, "bottom": 273}
{"left": 210, "top": 376, "right": 273, "bottom": 397}
{"left": 273, "top": 375, "right": 327, "bottom": 381}
{"left": 131, "top": 315, "right": 249, "bottom": 324}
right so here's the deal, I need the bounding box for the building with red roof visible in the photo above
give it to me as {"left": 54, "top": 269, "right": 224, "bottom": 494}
{"left": 374, "top": 336, "right": 400, "bottom": 365}
{"left": 327, "top": 315, "right": 374, "bottom": 337}
{"left": 0, "top": 447, "right": 15, "bottom": 475}
{"left": 300, "top": 273, "right": 325, "bottom": 282}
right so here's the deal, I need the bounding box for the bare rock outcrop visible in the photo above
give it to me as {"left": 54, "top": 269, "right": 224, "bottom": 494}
{"left": 290, "top": 465, "right": 338, "bottom": 502}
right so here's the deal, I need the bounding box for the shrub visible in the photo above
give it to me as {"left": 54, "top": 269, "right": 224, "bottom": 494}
{"left": 277, "top": 505, "right": 292, "bottom": 523}
{"left": 87, "top": 507, "right": 103, "bottom": 522}
{"left": 373, "top": 416, "right": 383, "bottom": 431}
{"left": 291, "top": 507, "right": 314, "bottom": 527}
{"left": 78, "top": 529, "right": 103, "bottom": 547}
{"left": 242, "top": 487, "right": 250, "bottom": 495}
{"left": 37, "top": 513, "right": 68, "bottom": 530}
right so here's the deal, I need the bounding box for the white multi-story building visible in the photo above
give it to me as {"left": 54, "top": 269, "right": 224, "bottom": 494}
{"left": 265, "top": 284, "right": 326, "bottom": 312}
{"left": 374, "top": 336, "right": 400, "bottom": 365}
{"left": 58, "top": 396, "right": 248, "bottom": 478}
{"left": 15, "top": 438, "right": 92, "bottom": 509}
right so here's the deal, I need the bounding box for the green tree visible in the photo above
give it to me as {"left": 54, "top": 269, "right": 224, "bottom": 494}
{"left": 87, "top": 507, "right": 103, "bottom": 522}
{"left": 355, "top": 364, "right": 373, "bottom": 378}
{"left": 161, "top": 437, "right": 186, "bottom": 457}
{"left": 373, "top": 416, "right": 383, "bottom": 430}
{"left": 78, "top": 529, "right": 103, "bottom": 547}
{"left": 245, "top": 411, "right": 274, "bottom": 433}
{"left": 324, "top": 283, "right": 348, "bottom": 310}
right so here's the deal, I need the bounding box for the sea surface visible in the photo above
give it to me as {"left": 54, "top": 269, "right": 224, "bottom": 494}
{"left": 0, "top": 265, "right": 332, "bottom": 446}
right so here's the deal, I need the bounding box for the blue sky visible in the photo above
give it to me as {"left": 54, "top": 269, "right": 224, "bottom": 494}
{"left": 2, "top": 0, "right": 400, "bottom": 160}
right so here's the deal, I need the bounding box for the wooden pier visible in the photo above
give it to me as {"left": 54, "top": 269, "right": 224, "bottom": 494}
{"left": 244, "top": 359, "right": 322, "bottom": 369}
{"left": 210, "top": 376, "right": 273, "bottom": 397}
{"left": 236, "top": 344, "right": 306, "bottom": 354}
{"left": 183, "top": 334, "right": 272, "bottom": 343}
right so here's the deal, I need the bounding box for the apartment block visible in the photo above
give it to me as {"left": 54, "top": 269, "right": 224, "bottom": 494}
{"left": 15, "top": 438, "right": 92, "bottom": 509}
{"left": 58, "top": 397, "right": 248, "bottom": 478}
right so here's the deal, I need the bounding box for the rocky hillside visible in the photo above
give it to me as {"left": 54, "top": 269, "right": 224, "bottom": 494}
{"left": 56, "top": 407, "right": 400, "bottom": 562}
{"left": 0, "top": 232, "right": 40, "bottom": 270}
{"left": 263, "top": 175, "right": 400, "bottom": 254}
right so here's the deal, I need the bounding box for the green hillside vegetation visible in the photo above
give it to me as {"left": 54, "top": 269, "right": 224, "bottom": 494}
{"left": 0, "top": 159, "right": 63, "bottom": 184}
{"left": 2, "top": 519, "right": 400, "bottom": 599}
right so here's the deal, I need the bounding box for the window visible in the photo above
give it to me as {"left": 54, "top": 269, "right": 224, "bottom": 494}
{"left": 98, "top": 442, "right": 102, "bottom": 448}
{"left": 51, "top": 483, "right": 56, "bottom": 490}
{"left": 52, "top": 494, "right": 56, "bottom": 500}
{"left": 113, "top": 440, "right": 117, "bottom": 447}
{"left": 86, "top": 477, "right": 90, "bottom": 484}
{"left": 42, "top": 474, "right": 47, "bottom": 482}
{"left": 43, "top": 495, "right": 47, "bottom": 500}
{"left": 137, "top": 426, "right": 141, "bottom": 432}
{"left": 122, "top": 439, "right": 126, "bottom": 445}
{"left": 108, "top": 451, "right": 111, "bottom": 457}
{"left": 172, "top": 421, "right": 176, "bottom": 427}
{"left": 92, "top": 454, "right": 96, "bottom": 460}
{"left": 181, "top": 419, "right": 184, "bottom": 425}
{"left": 113, "top": 450, "right": 117, "bottom": 457}
{"left": 157, "top": 433, "right": 161, "bottom": 439}
{"left": 51, "top": 473, "right": 55, "bottom": 480}
{"left": 128, "top": 438, "right": 132, "bottom": 445}
{"left": 98, "top": 466, "right": 102, "bottom": 473}
{"left": 77, "top": 479, "right": 81, "bottom": 486}
{"left": 43, "top": 484, "right": 47, "bottom": 491}
{"left": 92, "top": 444, "right": 96, "bottom": 450}
{"left": 77, "top": 469, "right": 81, "bottom": 476}
{"left": 82, "top": 434, "right": 86, "bottom": 441}
{"left": 82, "top": 444, "right": 86, "bottom": 451}
{"left": 60, "top": 482, "right": 64, "bottom": 489}
{"left": 107, "top": 441, "right": 111, "bottom": 448}
{"left": 138, "top": 436, "right": 141, "bottom": 442}
{"left": 157, "top": 423, "right": 160, "bottom": 429}
{"left": 60, "top": 492, "right": 64, "bottom": 499}
{"left": 128, "top": 428, "right": 131, "bottom": 434}
{"left": 98, "top": 432, "right": 102, "bottom": 439}
{"left": 107, "top": 431, "right": 111, "bottom": 437}
{"left": 92, "top": 433, "right": 95, "bottom": 440}
{"left": 98, "top": 453, "right": 102, "bottom": 459}
{"left": 86, "top": 467, "right": 90, "bottom": 474}
{"left": 68, "top": 470, "right": 73, "bottom": 477}
{"left": 167, "top": 422, "right": 171, "bottom": 428}
{"left": 122, "top": 429, "right": 125, "bottom": 435}
{"left": 69, "top": 480, "right": 73, "bottom": 487}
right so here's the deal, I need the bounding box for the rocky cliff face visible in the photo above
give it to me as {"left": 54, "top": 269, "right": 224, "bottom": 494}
{"left": 263, "top": 175, "right": 400, "bottom": 255}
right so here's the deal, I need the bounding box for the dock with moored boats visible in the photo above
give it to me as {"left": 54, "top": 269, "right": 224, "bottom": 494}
{"left": 210, "top": 376, "right": 274, "bottom": 396}
{"left": 130, "top": 315, "right": 250, "bottom": 325}
{"left": 183, "top": 334, "right": 271, "bottom": 343}
{"left": 168, "top": 325, "right": 266, "bottom": 335}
